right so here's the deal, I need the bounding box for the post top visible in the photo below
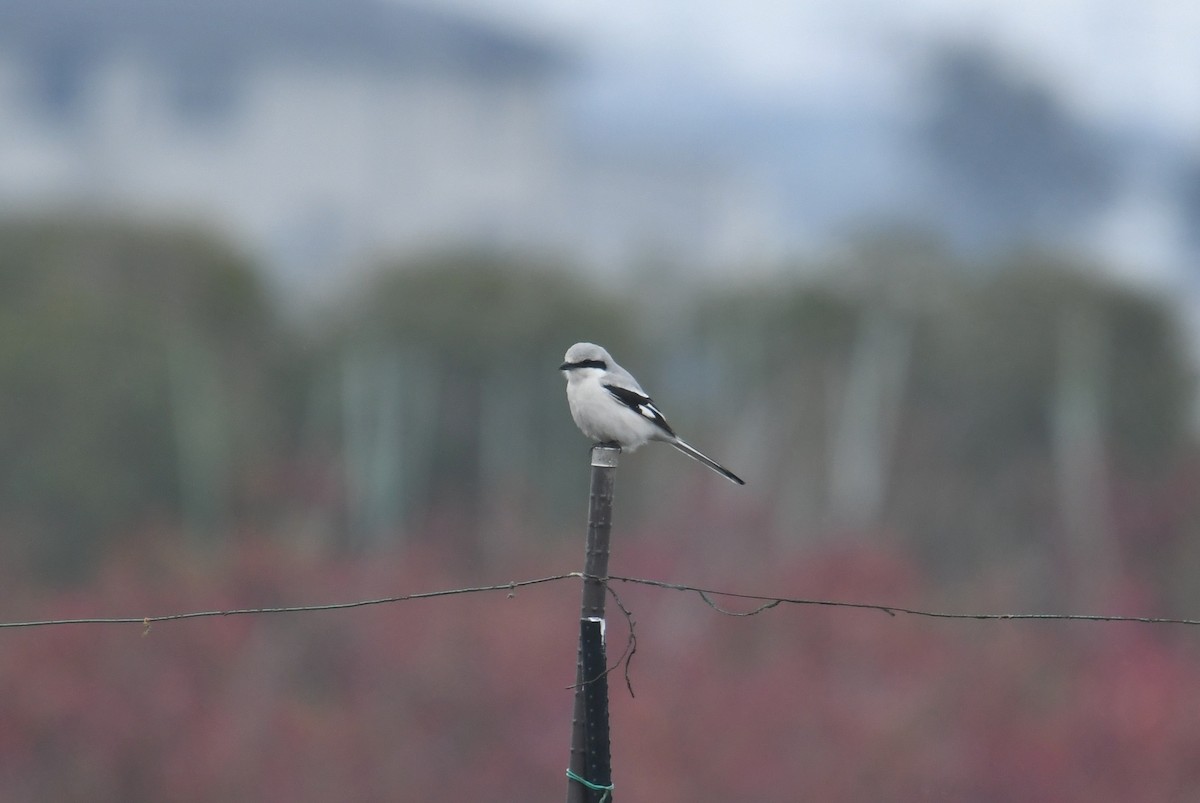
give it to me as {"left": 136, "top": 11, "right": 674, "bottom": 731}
{"left": 590, "top": 444, "right": 621, "bottom": 468}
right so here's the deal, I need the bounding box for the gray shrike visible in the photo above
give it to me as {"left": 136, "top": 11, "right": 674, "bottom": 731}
{"left": 559, "top": 342, "right": 745, "bottom": 485}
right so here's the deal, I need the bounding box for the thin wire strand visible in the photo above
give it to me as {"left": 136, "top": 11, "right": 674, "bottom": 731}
{"left": 567, "top": 582, "right": 639, "bottom": 698}
{"left": 0, "top": 574, "right": 577, "bottom": 630}
{"left": 3, "top": 571, "right": 1200, "bottom": 630}
{"left": 607, "top": 574, "right": 1200, "bottom": 625}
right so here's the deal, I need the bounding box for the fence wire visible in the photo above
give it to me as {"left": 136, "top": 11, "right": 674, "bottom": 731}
{"left": 3, "top": 571, "right": 1199, "bottom": 630}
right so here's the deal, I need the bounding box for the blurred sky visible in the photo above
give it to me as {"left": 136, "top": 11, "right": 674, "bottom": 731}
{"left": 436, "top": 0, "right": 1200, "bottom": 136}
{"left": 4, "top": 0, "right": 1199, "bottom": 299}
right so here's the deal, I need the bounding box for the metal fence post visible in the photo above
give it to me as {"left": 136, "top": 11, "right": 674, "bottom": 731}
{"left": 566, "top": 444, "right": 618, "bottom": 802}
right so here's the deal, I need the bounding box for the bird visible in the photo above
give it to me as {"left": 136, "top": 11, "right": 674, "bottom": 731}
{"left": 559, "top": 342, "right": 745, "bottom": 485}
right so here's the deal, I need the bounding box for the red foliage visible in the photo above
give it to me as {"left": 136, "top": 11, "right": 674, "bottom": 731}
{"left": 2, "top": 535, "right": 1200, "bottom": 802}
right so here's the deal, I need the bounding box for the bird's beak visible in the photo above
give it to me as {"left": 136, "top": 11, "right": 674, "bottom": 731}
{"left": 559, "top": 362, "right": 573, "bottom": 371}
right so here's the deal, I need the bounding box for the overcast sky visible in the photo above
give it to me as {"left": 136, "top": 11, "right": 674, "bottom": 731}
{"left": 427, "top": 0, "right": 1200, "bottom": 139}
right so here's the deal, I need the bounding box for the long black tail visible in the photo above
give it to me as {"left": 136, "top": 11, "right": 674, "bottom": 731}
{"left": 669, "top": 438, "right": 745, "bottom": 485}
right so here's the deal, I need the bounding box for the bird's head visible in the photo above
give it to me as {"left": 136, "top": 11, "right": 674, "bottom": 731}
{"left": 559, "top": 342, "right": 611, "bottom": 378}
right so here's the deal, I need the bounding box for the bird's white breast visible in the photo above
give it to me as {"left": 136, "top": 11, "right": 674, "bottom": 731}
{"left": 565, "top": 373, "right": 653, "bottom": 450}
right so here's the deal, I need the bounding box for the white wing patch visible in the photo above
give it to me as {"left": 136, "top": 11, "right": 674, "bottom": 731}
{"left": 639, "top": 403, "right": 661, "bottom": 420}
{"left": 603, "top": 383, "right": 676, "bottom": 437}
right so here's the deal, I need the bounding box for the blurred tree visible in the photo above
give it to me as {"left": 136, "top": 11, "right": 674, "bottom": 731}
{"left": 0, "top": 217, "right": 280, "bottom": 579}
{"left": 692, "top": 270, "right": 861, "bottom": 541}
{"left": 898, "top": 255, "right": 1191, "bottom": 583}
{"left": 694, "top": 239, "right": 1190, "bottom": 590}
{"left": 921, "top": 47, "right": 1118, "bottom": 252}
{"left": 690, "top": 232, "right": 958, "bottom": 543}
{"left": 322, "top": 253, "right": 633, "bottom": 556}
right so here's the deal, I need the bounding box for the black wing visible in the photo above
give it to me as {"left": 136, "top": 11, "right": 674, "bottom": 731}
{"left": 603, "top": 384, "right": 675, "bottom": 437}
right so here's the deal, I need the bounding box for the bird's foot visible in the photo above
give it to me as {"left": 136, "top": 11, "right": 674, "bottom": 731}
{"left": 594, "top": 441, "right": 622, "bottom": 452}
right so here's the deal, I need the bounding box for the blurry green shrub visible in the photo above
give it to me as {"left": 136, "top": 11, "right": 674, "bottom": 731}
{"left": 324, "top": 252, "right": 633, "bottom": 547}
{"left": 0, "top": 217, "right": 280, "bottom": 578}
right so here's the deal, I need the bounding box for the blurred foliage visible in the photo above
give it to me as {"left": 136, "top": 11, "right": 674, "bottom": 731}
{"left": 4, "top": 217, "right": 1200, "bottom": 801}
{"left": 346, "top": 252, "right": 635, "bottom": 363}
{"left": 322, "top": 253, "right": 634, "bottom": 549}
{"left": 915, "top": 255, "right": 1189, "bottom": 471}
{"left": 0, "top": 217, "right": 1196, "bottom": 591}
{"left": 0, "top": 218, "right": 281, "bottom": 578}
{"left": 3, "top": 536, "right": 1200, "bottom": 802}
{"left": 898, "top": 255, "right": 1191, "bottom": 578}
{"left": 692, "top": 241, "right": 1192, "bottom": 584}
